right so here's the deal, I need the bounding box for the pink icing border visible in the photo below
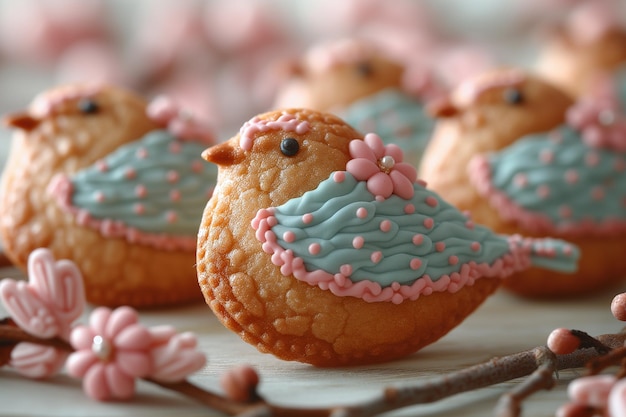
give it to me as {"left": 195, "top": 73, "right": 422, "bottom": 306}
{"left": 454, "top": 69, "right": 526, "bottom": 107}
{"left": 48, "top": 174, "right": 196, "bottom": 252}
{"left": 252, "top": 208, "right": 538, "bottom": 304}
{"left": 468, "top": 154, "right": 626, "bottom": 237}
{"left": 239, "top": 112, "right": 310, "bottom": 151}
{"left": 32, "top": 84, "right": 104, "bottom": 117}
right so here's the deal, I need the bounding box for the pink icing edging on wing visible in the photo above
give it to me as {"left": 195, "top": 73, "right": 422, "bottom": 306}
{"left": 239, "top": 112, "right": 310, "bottom": 151}
{"left": 468, "top": 154, "right": 626, "bottom": 237}
{"left": 252, "top": 208, "right": 535, "bottom": 304}
{"left": 48, "top": 174, "right": 196, "bottom": 251}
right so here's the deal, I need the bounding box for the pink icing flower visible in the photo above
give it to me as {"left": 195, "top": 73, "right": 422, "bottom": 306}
{"left": 567, "top": 98, "right": 626, "bottom": 152}
{"left": 0, "top": 248, "right": 85, "bottom": 378}
{"left": 67, "top": 306, "right": 154, "bottom": 401}
{"left": 346, "top": 133, "right": 418, "bottom": 199}
{"left": 147, "top": 96, "right": 215, "bottom": 145}
{"left": 557, "top": 374, "right": 626, "bottom": 417}
{"left": 148, "top": 325, "right": 206, "bottom": 383}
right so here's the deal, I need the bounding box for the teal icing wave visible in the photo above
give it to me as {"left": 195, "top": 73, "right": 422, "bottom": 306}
{"left": 68, "top": 130, "right": 216, "bottom": 235}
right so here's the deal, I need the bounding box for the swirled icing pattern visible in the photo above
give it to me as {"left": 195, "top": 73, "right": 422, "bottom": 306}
{"left": 51, "top": 130, "right": 216, "bottom": 250}
{"left": 339, "top": 88, "right": 434, "bottom": 167}
{"left": 253, "top": 172, "right": 578, "bottom": 303}
{"left": 470, "top": 125, "right": 626, "bottom": 236}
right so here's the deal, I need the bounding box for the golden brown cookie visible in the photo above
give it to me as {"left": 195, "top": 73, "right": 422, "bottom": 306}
{"left": 0, "top": 84, "right": 214, "bottom": 308}
{"left": 197, "top": 108, "right": 579, "bottom": 366}
{"left": 420, "top": 68, "right": 625, "bottom": 298}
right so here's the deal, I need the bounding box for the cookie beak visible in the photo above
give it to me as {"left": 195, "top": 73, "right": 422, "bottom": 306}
{"left": 202, "top": 141, "right": 244, "bottom": 166}
{"left": 426, "top": 97, "right": 459, "bottom": 118}
{"left": 3, "top": 112, "right": 41, "bottom": 131}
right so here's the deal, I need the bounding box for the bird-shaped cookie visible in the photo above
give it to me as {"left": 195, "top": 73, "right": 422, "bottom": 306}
{"left": 197, "top": 108, "right": 578, "bottom": 367}
{"left": 0, "top": 84, "right": 217, "bottom": 308}
{"left": 420, "top": 68, "right": 625, "bottom": 298}
{"left": 273, "top": 38, "right": 441, "bottom": 167}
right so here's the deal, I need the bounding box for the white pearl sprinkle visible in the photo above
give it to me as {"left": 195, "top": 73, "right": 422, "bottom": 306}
{"left": 379, "top": 155, "right": 395, "bottom": 171}
{"left": 91, "top": 335, "right": 112, "bottom": 360}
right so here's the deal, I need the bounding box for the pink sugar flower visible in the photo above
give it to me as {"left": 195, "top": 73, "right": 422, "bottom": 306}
{"left": 148, "top": 325, "right": 206, "bottom": 382}
{"left": 567, "top": 98, "right": 626, "bottom": 152}
{"left": 147, "top": 96, "right": 215, "bottom": 145}
{"left": 0, "top": 248, "right": 85, "bottom": 379}
{"left": 67, "top": 306, "right": 153, "bottom": 401}
{"left": 346, "top": 133, "right": 418, "bottom": 199}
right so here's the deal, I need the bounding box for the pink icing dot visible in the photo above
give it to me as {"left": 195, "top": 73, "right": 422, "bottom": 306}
{"left": 539, "top": 149, "right": 554, "bottom": 164}
{"left": 192, "top": 160, "right": 204, "bottom": 173}
{"left": 425, "top": 196, "right": 438, "bottom": 208}
{"left": 448, "top": 255, "right": 459, "bottom": 265}
{"left": 96, "top": 160, "right": 108, "bottom": 172}
{"left": 375, "top": 195, "right": 385, "bottom": 202}
{"left": 465, "top": 220, "right": 475, "bottom": 230}
{"left": 592, "top": 186, "right": 605, "bottom": 200}
{"left": 380, "top": 220, "right": 392, "bottom": 232}
{"left": 333, "top": 171, "right": 346, "bottom": 183}
{"left": 356, "top": 207, "right": 368, "bottom": 219}
{"left": 309, "top": 243, "right": 321, "bottom": 255}
{"left": 302, "top": 213, "right": 314, "bottom": 224}
{"left": 135, "top": 184, "right": 148, "bottom": 198}
{"left": 334, "top": 274, "right": 346, "bottom": 286}
{"left": 536, "top": 185, "right": 550, "bottom": 199}
{"left": 134, "top": 203, "right": 145, "bottom": 215}
{"left": 423, "top": 218, "right": 434, "bottom": 229}
{"left": 470, "top": 241, "right": 481, "bottom": 252}
{"left": 559, "top": 205, "right": 572, "bottom": 218}
{"left": 435, "top": 242, "right": 446, "bottom": 252}
{"left": 585, "top": 151, "right": 600, "bottom": 167}
{"left": 563, "top": 245, "right": 573, "bottom": 256}
{"left": 353, "top": 236, "right": 364, "bottom": 249}
{"left": 283, "top": 231, "right": 296, "bottom": 243}
{"left": 404, "top": 203, "right": 415, "bottom": 214}
{"left": 169, "top": 141, "right": 182, "bottom": 154}
{"left": 340, "top": 264, "right": 353, "bottom": 276}
{"left": 94, "top": 191, "right": 105, "bottom": 203}
{"left": 564, "top": 169, "right": 578, "bottom": 184}
{"left": 410, "top": 258, "right": 422, "bottom": 270}
{"left": 124, "top": 168, "right": 136, "bottom": 180}
{"left": 412, "top": 234, "right": 424, "bottom": 245}
{"left": 170, "top": 189, "right": 181, "bottom": 202}
{"left": 549, "top": 130, "right": 563, "bottom": 143}
{"left": 167, "top": 211, "right": 178, "bottom": 224}
{"left": 514, "top": 173, "right": 528, "bottom": 188}
{"left": 167, "top": 170, "right": 180, "bottom": 183}
{"left": 136, "top": 148, "right": 148, "bottom": 159}
{"left": 371, "top": 251, "right": 383, "bottom": 263}
{"left": 267, "top": 216, "right": 278, "bottom": 227}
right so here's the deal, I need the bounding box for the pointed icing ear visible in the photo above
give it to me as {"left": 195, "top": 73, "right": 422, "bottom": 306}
{"left": 0, "top": 279, "right": 59, "bottom": 338}
{"left": 27, "top": 248, "right": 86, "bottom": 328}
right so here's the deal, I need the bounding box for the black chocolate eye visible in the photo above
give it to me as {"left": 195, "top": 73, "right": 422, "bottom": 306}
{"left": 280, "top": 137, "right": 300, "bottom": 156}
{"left": 356, "top": 61, "right": 374, "bottom": 77}
{"left": 78, "top": 98, "right": 100, "bottom": 114}
{"left": 503, "top": 88, "right": 524, "bottom": 105}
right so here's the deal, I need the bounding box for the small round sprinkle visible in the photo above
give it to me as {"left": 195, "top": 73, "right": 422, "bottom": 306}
{"left": 536, "top": 185, "right": 550, "bottom": 199}
{"left": 283, "top": 231, "right": 296, "bottom": 243}
{"left": 425, "top": 196, "right": 438, "bottom": 208}
{"left": 423, "top": 218, "right": 434, "bottom": 229}
{"left": 412, "top": 234, "right": 424, "bottom": 245}
{"left": 136, "top": 148, "right": 148, "bottom": 159}
{"left": 309, "top": 243, "right": 321, "bottom": 255}
{"left": 435, "top": 242, "right": 445, "bottom": 252}
{"left": 191, "top": 160, "right": 204, "bottom": 173}
{"left": 340, "top": 264, "right": 353, "bottom": 276}
{"left": 410, "top": 258, "right": 422, "bottom": 270}
{"left": 134, "top": 203, "right": 145, "bottom": 215}
{"left": 448, "top": 255, "right": 459, "bottom": 265}
{"left": 135, "top": 185, "right": 147, "bottom": 198}
{"left": 167, "top": 170, "right": 180, "bottom": 183}
{"left": 167, "top": 211, "right": 178, "bottom": 224}
{"left": 371, "top": 251, "right": 383, "bottom": 263}
{"left": 585, "top": 152, "right": 600, "bottom": 167}
{"left": 124, "top": 168, "right": 136, "bottom": 179}
{"left": 94, "top": 191, "right": 105, "bottom": 203}
{"left": 170, "top": 189, "right": 181, "bottom": 202}
{"left": 380, "top": 220, "right": 392, "bottom": 232}
{"left": 559, "top": 205, "right": 572, "bottom": 218}
{"left": 353, "top": 236, "right": 364, "bottom": 249}
{"left": 169, "top": 142, "right": 182, "bottom": 154}
{"left": 514, "top": 173, "right": 527, "bottom": 188}
{"left": 539, "top": 149, "right": 553, "bottom": 164}
{"left": 333, "top": 171, "right": 346, "bottom": 183}
{"left": 96, "top": 160, "right": 108, "bottom": 172}
{"left": 564, "top": 169, "right": 578, "bottom": 184}
{"left": 356, "top": 207, "right": 368, "bottom": 219}
{"left": 404, "top": 204, "right": 415, "bottom": 214}
{"left": 470, "top": 241, "right": 481, "bottom": 252}
{"left": 591, "top": 186, "right": 605, "bottom": 201}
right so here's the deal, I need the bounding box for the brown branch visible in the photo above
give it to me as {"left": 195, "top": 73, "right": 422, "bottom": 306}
{"left": 2, "top": 320, "right": 626, "bottom": 417}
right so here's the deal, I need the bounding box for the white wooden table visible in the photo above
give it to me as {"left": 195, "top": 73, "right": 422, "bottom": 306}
{"left": 0, "top": 263, "right": 621, "bottom": 417}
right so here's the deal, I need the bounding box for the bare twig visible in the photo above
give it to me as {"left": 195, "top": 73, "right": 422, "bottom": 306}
{"left": 2, "top": 321, "right": 626, "bottom": 417}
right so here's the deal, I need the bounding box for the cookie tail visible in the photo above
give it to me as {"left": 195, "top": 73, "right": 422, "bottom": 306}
{"left": 507, "top": 235, "right": 580, "bottom": 273}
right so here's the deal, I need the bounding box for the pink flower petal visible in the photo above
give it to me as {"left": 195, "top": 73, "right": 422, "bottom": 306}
{"left": 609, "top": 378, "right": 626, "bottom": 417}
{"left": 568, "top": 374, "right": 615, "bottom": 407}
{"left": 346, "top": 158, "right": 380, "bottom": 181}
{"left": 393, "top": 162, "right": 418, "bottom": 184}
{"left": 105, "top": 306, "right": 138, "bottom": 339}
{"left": 150, "top": 332, "right": 206, "bottom": 382}
{"left": 83, "top": 362, "right": 111, "bottom": 401}
{"left": 66, "top": 349, "right": 98, "bottom": 378}
{"left": 385, "top": 144, "right": 404, "bottom": 163}
{"left": 0, "top": 280, "right": 59, "bottom": 339}
{"left": 10, "top": 343, "right": 66, "bottom": 379}
{"left": 364, "top": 133, "right": 385, "bottom": 158}
{"left": 349, "top": 139, "right": 377, "bottom": 162}
{"left": 115, "top": 324, "right": 152, "bottom": 351}
{"left": 89, "top": 307, "right": 112, "bottom": 335}
{"left": 390, "top": 170, "right": 415, "bottom": 199}
{"left": 367, "top": 172, "right": 393, "bottom": 198}
{"left": 69, "top": 325, "right": 96, "bottom": 350}
{"left": 105, "top": 364, "right": 136, "bottom": 400}
{"left": 116, "top": 351, "right": 152, "bottom": 377}
{"left": 148, "top": 325, "right": 177, "bottom": 346}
